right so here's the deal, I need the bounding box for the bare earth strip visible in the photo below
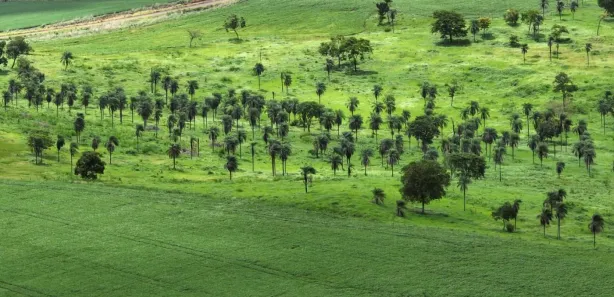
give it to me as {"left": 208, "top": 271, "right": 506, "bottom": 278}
{"left": 0, "top": 0, "right": 236, "bottom": 39}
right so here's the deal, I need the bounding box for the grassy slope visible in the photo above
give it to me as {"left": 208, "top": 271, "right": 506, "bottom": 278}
{"left": 0, "top": 0, "right": 175, "bottom": 31}
{"left": 0, "top": 1, "right": 613, "bottom": 293}
{"left": 1, "top": 180, "right": 614, "bottom": 297}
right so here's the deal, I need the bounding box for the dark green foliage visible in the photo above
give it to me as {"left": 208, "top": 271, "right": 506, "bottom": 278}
{"left": 431, "top": 10, "right": 467, "bottom": 42}
{"left": 399, "top": 160, "right": 451, "bottom": 214}
{"left": 74, "top": 152, "right": 105, "bottom": 179}
{"left": 224, "top": 14, "right": 246, "bottom": 39}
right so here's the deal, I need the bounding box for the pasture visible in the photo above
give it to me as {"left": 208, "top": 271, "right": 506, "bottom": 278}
{"left": 1, "top": 0, "right": 614, "bottom": 295}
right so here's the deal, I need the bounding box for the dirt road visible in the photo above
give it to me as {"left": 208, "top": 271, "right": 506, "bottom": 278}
{"left": 0, "top": 0, "right": 236, "bottom": 38}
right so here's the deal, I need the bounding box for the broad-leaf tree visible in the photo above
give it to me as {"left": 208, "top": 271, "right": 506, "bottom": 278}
{"left": 431, "top": 10, "right": 468, "bottom": 42}
{"left": 399, "top": 160, "right": 451, "bottom": 214}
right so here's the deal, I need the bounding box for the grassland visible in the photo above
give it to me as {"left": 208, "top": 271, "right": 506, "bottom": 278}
{"left": 0, "top": 0, "right": 175, "bottom": 31}
{"left": 1, "top": 0, "right": 614, "bottom": 295}
{"left": 2, "top": 180, "right": 614, "bottom": 297}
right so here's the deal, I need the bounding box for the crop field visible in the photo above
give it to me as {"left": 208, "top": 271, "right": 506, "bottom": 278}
{"left": 0, "top": 0, "right": 175, "bottom": 31}
{"left": 2, "top": 180, "right": 614, "bottom": 297}
{"left": 1, "top": 0, "right": 614, "bottom": 295}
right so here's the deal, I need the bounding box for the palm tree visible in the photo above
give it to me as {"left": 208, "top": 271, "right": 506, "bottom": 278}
{"left": 283, "top": 74, "right": 292, "bottom": 94}
{"left": 570, "top": 1, "right": 578, "bottom": 19}
{"left": 334, "top": 110, "right": 345, "bottom": 138}
{"left": 279, "top": 142, "right": 292, "bottom": 176}
{"left": 537, "top": 142, "right": 549, "bottom": 167}
{"left": 588, "top": 214, "right": 605, "bottom": 248}
{"left": 583, "top": 147, "right": 596, "bottom": 175}
{"left": 105, "top": 136, "right": 119, "bottom": 165}
{"left": 384, "top": 95, "right": 396, "bottom": 116}
{"left": 537, "top": 208, "right": 553, "bottom": 237}
{"left": 540, "top": 0, "right": 548, "bottom": 17}
{"left": 373, "top": 85, "right": 383, "bottom": 102}
{"left": 522, "top": 103, "right": 533, "bottom": 138}
{"left": 387, "top": 148, "right": 400, "bottom": 177}
{"left": 315, "top": 82, "right": 326, "bottom": 104}
{"left": 162, "top": 76, "right": 172, "bottom": 104}
{"left": 56, "top": 136, "right": 65, "bottom": 162}
{"left": 253, "top": 63, "right": 265, "bottom": 89}
{"left": 208, "top": 127, "right": 220, "bottom": 152}
{"left": 69, "top": 142, "right": 79, "bottom": 171}
{"left": 268, "top": 140, "right": 282, "bottom": 176}
{"left": 481, "top": 127, "right": 498, "bottom": 158}
{"left": 249, "top": 142, "right": 257, "bottom": 171}
{"left": 479, "top": 107, "right": 490, "bottom": 129}
{"left": 347, "top": 97, "right": 359, "bottom": 116}
{"left": 325, "top": 59, "right": 334, "bottom": 81}
{"left": 547, "top": 36, "right": 554, "bottom": 61}
{"left": 457, "top": 173, "right": 471, "bottom": 211}
{"left": 349, "top": 115, "right": 363, "bottom": 141}
{"left": 135, "top": 124, "right": 144, "bottom": 150}
{"left": 372, "top": 188, "right": 385, "bottom": 205}
{"left": 585, "top": 43, "right": 592, "bottom": 66}
{"left": 225, "top": 155, "right": 238, "bottom": 180}
{"left": 61, "top": 51, "right": 74, "bottom": 70}
{"left": 509, "top": 132, "right": 519, "bottom": 159}
{"left": 186, "top": 80, "right": 199, "bottom": 100}
{"left": 149, "top": 69, "right": 161, "bottom": 93}
{"left": 521, "top": 44, "right": 528, "bottom": 63}
{"left": 556, "top": 0, "right": 564, "bottom": 20}
{"left": 361, "top": 149, "right": 373, "bottom": 176}
{"left": 167, "top": 143, "right": 181, "bottom": 169}
{"left": 556, "top": 161, "right": 565, "bottom": 178}
{"left": 300, "top": 166, "right": 316, "bottom": 193}
{"left": 494, "top": 146, "right": 506, "bottom": 181}
{"left": 329, "top": 154, "right": 343, "bottom": 176}
{"left": 555, "top": 203, "right": 567, "bottom": 240}
{"left": 396, "top": 200, "right": 407, "bottom": 217}
{"left": 512, "top": 200, "right": 522, "bottom": 230}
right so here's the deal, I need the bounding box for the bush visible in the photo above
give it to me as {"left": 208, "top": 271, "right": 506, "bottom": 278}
{"left": 504, "top": 9, "right": 520, "bottom": 25}
{"left": 505, "top": 222, "right": 515, "bottom": 233}
{"left": 74, "top": 152, "right": 106, "bottom": 180}
{"left": 509, "top": 35, "right": 520, "bottom": 47}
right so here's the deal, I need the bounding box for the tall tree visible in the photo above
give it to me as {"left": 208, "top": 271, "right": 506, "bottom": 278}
{"left": 361, "top": 149, "right": 373, "bottom": 176}
{"left": 588, "top": 214, "right": 605, "bottom": 248}
{"left": 585, "top": 43, "right": 592, "bottom": 66}
{"left": 224, "top": 15, "right": 247, "bottom": 39}
{"left": 225, "top": 155, "right": 238, "bottom": 180}
{"left": 315, "top": 82, "right": 326, "bottom": 104}
{"left": 399, "top": 160, "right": 451, "bottom": 214}
{"left": 61, "top": 51, "right": 74, "bottom": 70}
{"left": 253, "top": 63, "right": 265, "bottom": 89}
{"left": 521, "top": 44, "right": 529, "bottom": 63}
{"left": 187, "top": 29, "right": 202, "bottom": 47}
{"left": 431, "top": 10, "right": 468, "bottom": 42}
{"left": 555, "top": 203, "right": 568, "bottom": 239}
{"left": 537, "top": 208, "right": 553, "bottom": 237}
{"left": 105, "top": 136, "right": 119, "bottom": 165}
{"left": 300, "top": 166, "right": 316, "bottom": 193}
{"left": 56, "top": 136, "right": 65, "bottom": 162}
{"left": 167, "top": 143, "right": 181, "bottom": 169}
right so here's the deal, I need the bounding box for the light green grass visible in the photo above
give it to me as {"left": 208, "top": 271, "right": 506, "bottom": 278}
{"left": 0, "top": 0, "right": 175, "bottom": 31}
{"left": 1, "top": 180, "right": 614, "bottom": 297}
{"left": 1, "top": 0, "right": 614, "bottom": 294}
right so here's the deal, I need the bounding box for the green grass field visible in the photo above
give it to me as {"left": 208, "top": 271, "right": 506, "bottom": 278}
{"left": 0, "top": 0, "right": 175, "bottom": 31}
{"left": 2, "top": 0, "right": 614, "bottom": 295}
{"left": 2, "top": 180, "right": 614, "bottom": 297}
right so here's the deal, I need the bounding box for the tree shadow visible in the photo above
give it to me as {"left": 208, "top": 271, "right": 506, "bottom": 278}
{"left": 435, "top": 39, "right": 471, "bottom": 47}
{"left": 346, "top": 69, "right": 379, "bottom": 76}
{"left": 0, "top": 69, "right": 8, "bottom": 76}
{"left": 481, "top": 33, "right": 496, "bottom": 40}
{"left": 228, "top": 38, "right": 247, "bottom": 44}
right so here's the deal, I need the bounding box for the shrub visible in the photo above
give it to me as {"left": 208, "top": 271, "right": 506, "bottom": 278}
{"left": 504, "top": 9, "right": 520, "bottom": 25}
{"left": 509, "top": 35, "right": 520, "bottom": 47}
{"left": 74, "top": 152, "right": 106, "bottom": 180}
{"left": 505, "top": 222, "right": 515, "bottom": 233}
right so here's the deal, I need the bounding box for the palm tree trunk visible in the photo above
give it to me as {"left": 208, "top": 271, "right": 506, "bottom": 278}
{"left": 304, "top": 175, "right": 308, "bottom": 193}
{"left": 556, "top": 218, "right": 561, "bottom": 239}
{"left": 422, "top": 201, "right": 425, "bottom": 214}
{"left": 463, "top": 188, "right": 466, "bottom": 211}
{"left": 543, "top": 225, "right": 546, "bottom": 237}
{"left": 594, "top": 232, "right": 596, "bottom": 247}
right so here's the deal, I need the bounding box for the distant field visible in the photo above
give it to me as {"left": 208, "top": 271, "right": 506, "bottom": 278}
{"left": 1, "top": 180, "right": 614, "bottom": 297}
{"left": 0, "top": 0, "right": 175, "bottom": 31}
